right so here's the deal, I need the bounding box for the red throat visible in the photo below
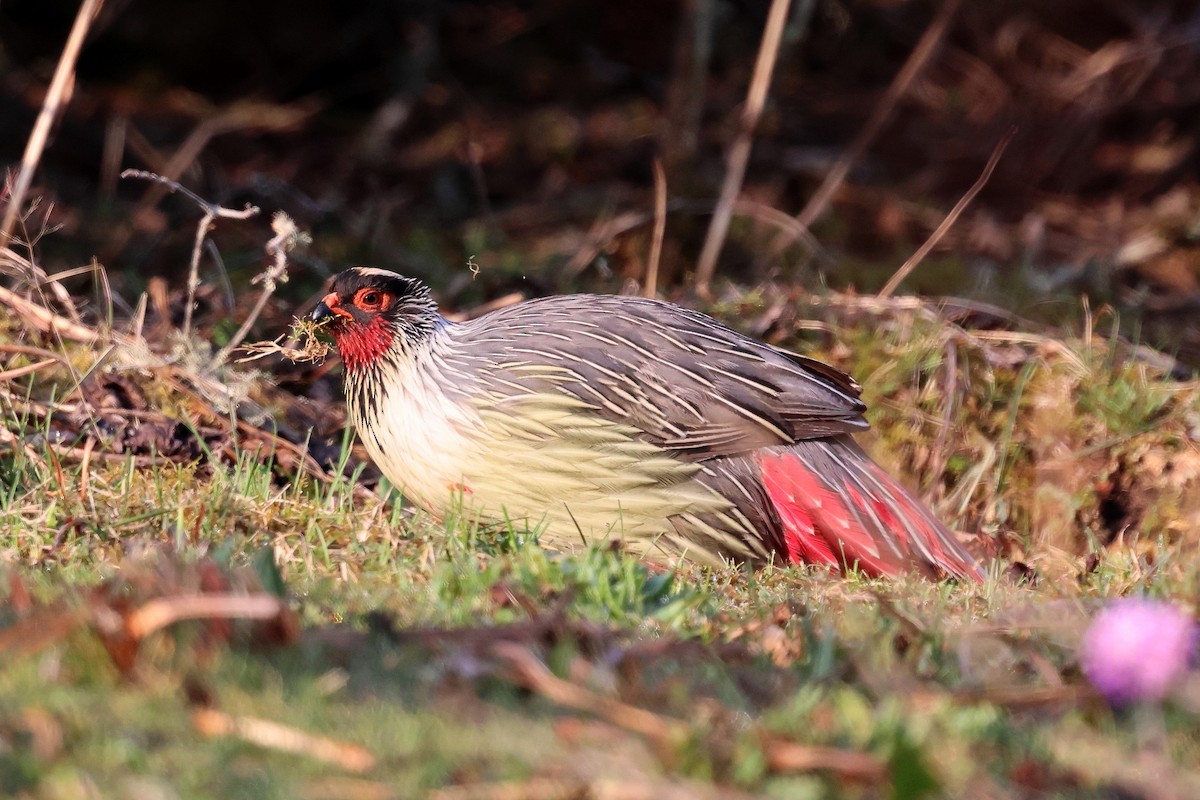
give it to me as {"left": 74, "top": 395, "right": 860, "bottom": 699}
{"left": 332, "top": 316, "right": 395, "bottom": 371}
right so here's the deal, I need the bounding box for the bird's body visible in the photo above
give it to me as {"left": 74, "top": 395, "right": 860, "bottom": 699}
{"left": 315, "top": 267, "right": 982, "bottom": 580}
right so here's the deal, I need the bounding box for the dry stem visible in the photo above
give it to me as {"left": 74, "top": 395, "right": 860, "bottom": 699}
{"left": 644, "top": 158, "right": 668, "bottom": 298}
{"left": 212, "top": 212, "right": 308, "bottom": 366}
{"left": 120, "top": 169, "right": 260, "bottom": 337}
{"left": 694, "top": 0, "right": 794, "bottom": 298}
{"left": 0, "top": 0, "right": 106, "bottom": 244}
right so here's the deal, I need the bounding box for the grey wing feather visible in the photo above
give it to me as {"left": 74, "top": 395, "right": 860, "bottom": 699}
{"left": 453, "top": 294, "right": 868, "bottom": 461}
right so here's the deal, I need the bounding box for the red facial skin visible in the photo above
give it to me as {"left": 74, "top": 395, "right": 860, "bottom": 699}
{"left": 320, "top": 290, "right": 396, "bottom": 372}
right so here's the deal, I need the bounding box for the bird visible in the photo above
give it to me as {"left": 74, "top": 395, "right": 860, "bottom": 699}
{"left": 312, "top": 266, "right": 983, "bottom": 580}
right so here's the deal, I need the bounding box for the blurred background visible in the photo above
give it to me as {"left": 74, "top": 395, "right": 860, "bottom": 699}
{"left": 3, "top": 0, "right": 1200, "bottom": 363}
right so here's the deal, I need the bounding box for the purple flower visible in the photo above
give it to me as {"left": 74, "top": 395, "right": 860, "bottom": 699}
{"left": 1081, "top": 598, "right": 1199, "bottom": 705}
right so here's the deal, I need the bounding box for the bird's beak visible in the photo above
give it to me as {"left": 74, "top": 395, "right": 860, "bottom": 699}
{"left": 313, "top": 292, "right": 352, "bottom": 324}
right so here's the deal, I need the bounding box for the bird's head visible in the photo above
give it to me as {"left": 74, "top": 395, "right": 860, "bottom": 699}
{"left": 313, "top": 267, "right": 439, "bottom": 371}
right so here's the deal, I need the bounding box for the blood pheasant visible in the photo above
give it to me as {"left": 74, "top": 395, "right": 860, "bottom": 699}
{"left": 314, "top": 267, "right": 982, "bottom": 580}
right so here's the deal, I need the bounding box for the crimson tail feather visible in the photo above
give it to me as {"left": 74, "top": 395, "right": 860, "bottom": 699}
{"left": 759, "top": 440, "right": 982, "bottom": 580}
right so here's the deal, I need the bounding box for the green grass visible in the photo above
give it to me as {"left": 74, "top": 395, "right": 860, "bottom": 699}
{"left": 2, "top": 299, "right": 1200, "bottom": 798}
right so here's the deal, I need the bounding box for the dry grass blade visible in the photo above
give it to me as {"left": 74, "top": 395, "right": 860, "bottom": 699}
{"left": 0, "top": 343, "right": 74, "bottom": 362}
{"left": 768, "top": 0, "right": 963, "bottom": 258}
{"left": 878, "top": 126, "right": 1016, "bottom": 298}
{"left": 0, "top": 243, "right": 86, "bottom": 324}
{"left": 239, "top": 313, "right": 332, "bottom": 364}
{"left": 46, "top": 442, "right": 173, "bottom": 468}
{"left": 192, "top": 708, "right": 376, "bottom": 772}
{"left": 694, "top": 0, "right": 794, "bottom": 298}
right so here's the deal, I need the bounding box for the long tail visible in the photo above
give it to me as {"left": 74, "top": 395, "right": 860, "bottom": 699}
{"left": 758, "top": 438, "right": 982, "bottom": 580}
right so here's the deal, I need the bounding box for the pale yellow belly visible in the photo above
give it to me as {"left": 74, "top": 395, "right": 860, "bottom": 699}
{"left": 359, "top": 384, "right": 748, "bottom": 558}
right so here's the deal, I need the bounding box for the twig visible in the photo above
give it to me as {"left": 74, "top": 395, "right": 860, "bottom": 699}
{"left": 492, "top": 642, "right": 883, "bottom": 781}
{"left": 46, "top": 442, "right": 174, "bottom": 468}
{"left": 130, "top": 98, "right": 316, "bottom": 213}
{"left": 0, "top": 343, "right": 74, "bottom": 365}
{"left": 121, "top": 593, "right": 286, "bottom": 639}
{"left": 660, "top": 0, "right": 717, "bottom": 176}
{"left": 694, "top": 0, "right": 793, "bottom": 298}
{"left": 644, "top": 158, "right": 668, "bottom": 298}
{"left": 767, "top": 0, "right": 962, "bottom": 258}
{"left": 99, "top": 114, "right": 128, "bottom": 201}
{"left": 120, "top": 169, "right": 260, "bottom": 336}
{"left": 0, "top": 358, "right": 59, "bottom": 382}
{"left": 762, "top": 738, "right": 886, "bottom": 780}
{"left": 878, "top": 126, "right": 1015, "bottom": 298}
{"left": 237, "top": 330, "right": 331, "bottom": 365}
{"left": 192, "top": 708, "right": 376, "bottom": 773}
{"left": 554, "top": 196, "right": 825, "bottom": 281}
{"left": 0, "top": 0, "right": 106, "bottom": 244}
{"left": 0, "top": 283, "right": 98, "bottom": 343}
{"left": 428, "top": 778, "right": 585, "bottom": 800}
{"left": 566, "top": 210, "right": 652, "bottom": 275}
{"left": 212, "top": 212, "right": 308, "bottom": 367}
{"left": 493, "top": 642, "right": 689, "bottom": 742}
{"left": 441, "top": 292, "right": 526, "bottom": 323}
{"left": 731, "top": 198, "right": 825, "bottom": 260}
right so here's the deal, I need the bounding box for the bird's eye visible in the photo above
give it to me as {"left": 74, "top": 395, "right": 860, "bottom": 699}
{"left": 354, "top": 288, "right": 390, "bottom": 311}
